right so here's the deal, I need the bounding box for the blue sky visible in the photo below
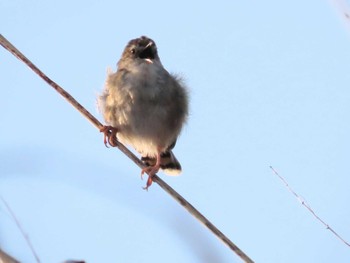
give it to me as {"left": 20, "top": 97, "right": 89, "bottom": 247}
{"left": 1, "top": 0, "right": 350, "bottom": 262}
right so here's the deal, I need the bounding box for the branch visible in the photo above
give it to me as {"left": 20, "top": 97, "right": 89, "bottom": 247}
{"left": 0, "top": 196, "right": 41, "bottom": 262}
{"left": 0, "top": 34, "right": 254, "bottom": 263}
{"left": 270, "top": 166, "right": 350, "bottom": 248}
{"left": 330, "top": 0, "right": 350, "bottom": 34}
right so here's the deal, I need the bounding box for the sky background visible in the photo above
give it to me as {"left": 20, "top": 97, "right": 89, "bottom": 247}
{"left": 1, "top": 0, "right": 350, "bottom": 262}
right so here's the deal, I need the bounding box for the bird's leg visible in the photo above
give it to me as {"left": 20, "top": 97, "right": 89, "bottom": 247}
{"left": 141, "top": 150, "right": 162, "bottom": 190}
{"left": 100, "top": 126, "right": 119, "bottom": 147}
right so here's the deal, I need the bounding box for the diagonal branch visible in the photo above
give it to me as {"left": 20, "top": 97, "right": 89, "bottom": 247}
{"left": 0, "top": 196, "right": 41, "bottom": 263}
{"left": 270, "top": 166, "right": 350, "bottom": 248}
{"left": 0, "top": 34, "right": 254, "bottom": 263}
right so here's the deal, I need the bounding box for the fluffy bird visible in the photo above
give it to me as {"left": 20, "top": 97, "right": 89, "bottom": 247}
{"left": 98, "top": 36, "right": 189, "bottom": 189}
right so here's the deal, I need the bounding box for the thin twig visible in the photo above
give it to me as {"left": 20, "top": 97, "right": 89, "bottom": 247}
{"left": 0, "top": 195, "right": 41, "bottom": 262}
{"left": 0, "top": 34, "right": 254, "bottom": 263}
{"left": 270, "top": 166, "right": 350, "bottom": 248}
{"left": 330, "top": 0, "right": 350, "bottom": 34}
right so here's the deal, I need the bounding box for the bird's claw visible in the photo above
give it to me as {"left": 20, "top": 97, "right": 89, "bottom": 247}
{"left": 100, "top": 126, "right": 119, "bottom": 147}
{"left": 142, "top": 176, "right": 154, "bottom": 191}
{"left": 140, "top": 166, "right": 159, "bottom": 191}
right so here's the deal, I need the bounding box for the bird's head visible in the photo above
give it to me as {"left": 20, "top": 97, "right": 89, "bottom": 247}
{"left": 120, "top": 36, "right": 159, "bottom": 65}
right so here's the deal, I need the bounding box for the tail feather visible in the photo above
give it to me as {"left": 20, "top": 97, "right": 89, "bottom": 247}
{"left": 141, "top": 151, "right": 181, "bottom": 176}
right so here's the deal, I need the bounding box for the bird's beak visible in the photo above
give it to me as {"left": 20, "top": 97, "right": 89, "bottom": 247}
{"left": 143, "top": 41, "right": 154, "bottom": 64}
{"left": 145, "top": 41, "right": 153, "bottom": 49}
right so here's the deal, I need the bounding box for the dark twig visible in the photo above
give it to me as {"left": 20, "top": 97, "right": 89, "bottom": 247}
{"left": 0, "top": 34, "right": 254, "bottom": 263}
{"left": 270, "top": 166, "right": 350, "bottom": 248}
{"left": 0, "top": 196, "right": 41, "bottom": 262}
{"left": 330, "top": 0, "right": 350, "bottom": 33}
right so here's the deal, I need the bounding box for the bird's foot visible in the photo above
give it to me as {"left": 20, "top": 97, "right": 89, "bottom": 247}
{"left": 141, "top": 165, "right": 160, "bottom": 191}
{"left": 100, "top": 125, "right": 118, "bottom": 147}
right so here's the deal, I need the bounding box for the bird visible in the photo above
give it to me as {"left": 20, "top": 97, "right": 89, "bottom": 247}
{"left": 98, "top": 36, "right": 189, "bottom": 190}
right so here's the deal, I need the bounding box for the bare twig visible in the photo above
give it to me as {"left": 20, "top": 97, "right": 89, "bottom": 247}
{"left": 330, "top": 0, "right": 350, "bottom": 34}
{"left": 270, "top": 166, "right": 350, "bottom": 248}
{"left": 0, "top": 196, "right": 41, "bottom": 262}
{"left": 0, "top": 34, "right": 254, "bottom": 263}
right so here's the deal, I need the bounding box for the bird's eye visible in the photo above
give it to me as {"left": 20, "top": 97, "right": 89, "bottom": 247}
{"left": 130, "top": 48, "right": 135, "bottom": 54}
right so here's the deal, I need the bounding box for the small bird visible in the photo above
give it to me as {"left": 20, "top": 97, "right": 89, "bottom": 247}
{"left": 98, "top": 36, "right": 189, "bottom": 189}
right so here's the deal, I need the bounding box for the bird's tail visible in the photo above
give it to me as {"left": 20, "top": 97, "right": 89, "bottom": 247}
{"left": 141, "top": 150, "right": 182, "bottom": 176}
